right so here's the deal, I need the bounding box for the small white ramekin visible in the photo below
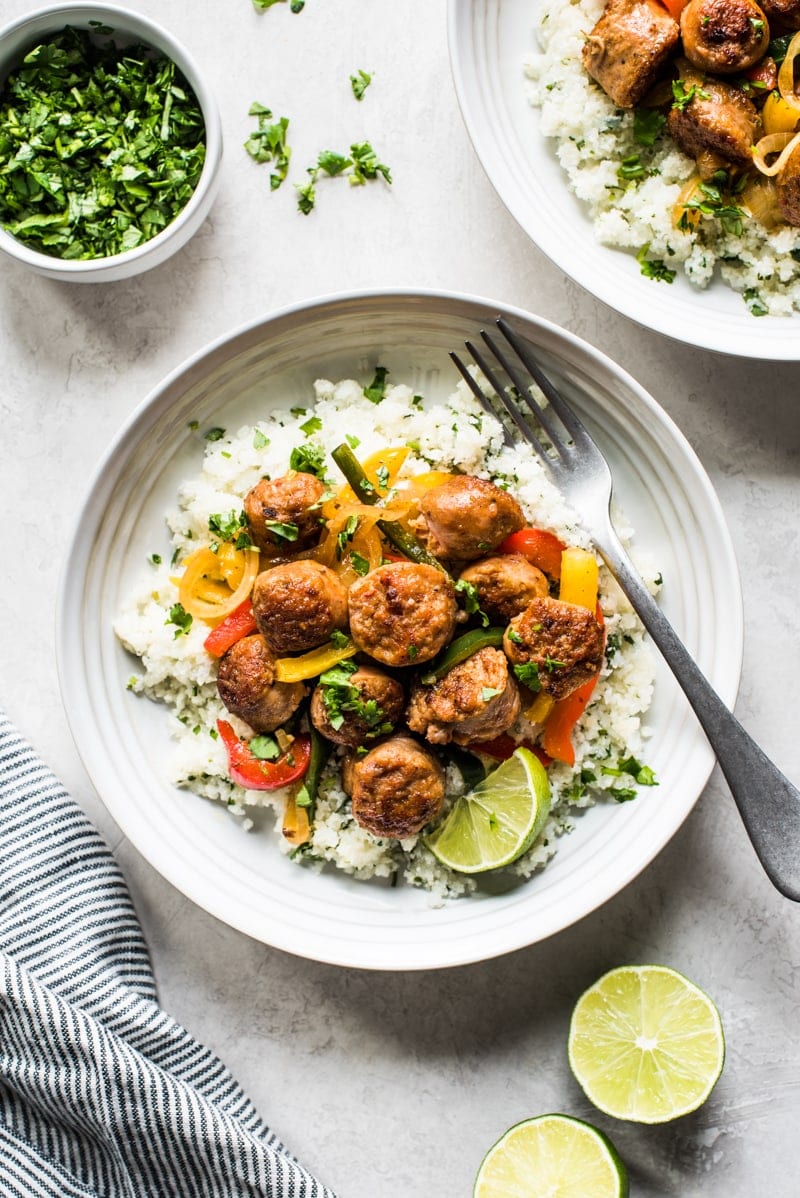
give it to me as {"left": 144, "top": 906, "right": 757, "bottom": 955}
{"left": 0, "top": 3, "right": 223, "bottom": 282}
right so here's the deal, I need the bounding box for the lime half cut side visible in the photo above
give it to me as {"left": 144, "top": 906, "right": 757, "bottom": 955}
{"left": 474, "top": 1114, "right": 629, "bottom": 1198}
{"left": 425, "top": 747, "right": 550, "bottom": 874}
{"left": 568, "top": 964, "right": 725, "bottom": 1123}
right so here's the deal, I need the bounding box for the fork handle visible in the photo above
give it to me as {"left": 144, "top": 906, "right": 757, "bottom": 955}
{"left": 599, "top": 532, "right": 800, "bottom": 901}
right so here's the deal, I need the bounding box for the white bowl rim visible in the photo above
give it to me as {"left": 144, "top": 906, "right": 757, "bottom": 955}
{"left": 55, "top": 286, "right": 744, "bottom": 969}
{"left": 0, "top": 1, "right": 222, "bottom": 274}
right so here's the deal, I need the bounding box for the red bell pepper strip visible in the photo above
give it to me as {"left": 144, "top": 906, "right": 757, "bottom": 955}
{"left": 203, "top": 599, "right": 258, "bottom": 658}
{"left": 217, "top": 720, "right": 311, "bottom": 790}
{"left": 499, "top": 528, "right": 566, "bottom": 579}
{"left": 540, "top": 679, "right": 598, "bottom": 767}
{"left": 470, "top": 733, "right": 552, "bottom": 768}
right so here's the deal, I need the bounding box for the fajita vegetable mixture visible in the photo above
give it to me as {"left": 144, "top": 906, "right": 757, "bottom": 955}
{"left": 116, "top": 371, "right": 659, "bottom": 900}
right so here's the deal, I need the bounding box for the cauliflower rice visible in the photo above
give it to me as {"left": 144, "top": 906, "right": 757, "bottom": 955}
{"left": 525, "top": 0, "right": 800, "bottom": 316}
{"left": 115, "top": 372, "right": 658, "bottom": 902}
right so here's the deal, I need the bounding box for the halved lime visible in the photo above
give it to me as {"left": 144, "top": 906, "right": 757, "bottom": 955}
{"left": 474, "top": 1114, "right": 629, "bottom": 1198}
{"left": 425, "top": 747, "right": 550, "bottom": 873}
{"left": 568, "top": 964, "right": 725, "bottom": 1123}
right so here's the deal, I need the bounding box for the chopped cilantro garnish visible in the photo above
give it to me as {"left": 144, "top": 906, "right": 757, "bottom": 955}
{"left": 166, "top": 603, "right": 193, "bottom": 638}
{"left": 617, "top": 154, "right": 646, "bottom": 182}
{"left": 244, "top": 102, "right": 291, "bottom": 191}
{"left": 330, "top": 629, "right": 350, "bottom": 649}
{"left": 300, "top": 414, "right": 323, "bottom": 436}
{"left": 364, "top": 365, "right": 389, "bottom": 404}
{"left": 454, "top": 578, "right": 490, "bottom": 627}
{"left": 636, "top": 244, "right": 675, "bottom": 283}
{"left": 264, "top": 519, "right": 299, "bottom": 541}
{"left": 350, "top": 551, "right": 370, "bottom": 576}
{"left": 289, "top": 441, "right": 327, "bottom": 477}
{"left": 317, "top": 150, "right": 351, "bottom": 177}
{"left": 481, "top": 687, "right": 502, "bottom": 702}
{"left": 0, "top": 28, "right": 206, "bottom": 261}
{"left": 679, "top": 182, "right": 746, "bottom": 236}
{"left": 544, "top": 655, "right": 566, "bottom": 672}
{"left": 346, "top": 433, "right": 361, "bottom": 448}
{"left": 336, "top": 514, "right": 359, "bottom": 558}
{"left": 253, "top": 429, "right": 270, "bottom": 450}
{"left": 350, "top": 69, "right": 372, "bottom": 101}
{"left": 610, "top": 787, "right": 638, "bottom": 802}
{"left": 349, "top": 141, "right": 392, "bottom": 186}
{"left": 209, "top": 510, "right": 247, "bottom": 542}
{"left": 671, "top": 79, "right": 711, "bottom": 112}
{"left": 407, "top": 645, "right": 418, "bottom": 660}
{"left": 204, "top": 427, "right": 226, "bottom": 442}
{"left": 744, "top": 288, "right": 768, "bottom": 317}
{"left": 295, "top": 784, "right": 312, "bottom": 807}
{"left": 149, "top": 553, "right": 162, "bottom": 566}
{"left": 633, "top": 108, "right": 666, "bottom": 147}
{"left": 507, "top": 628, "right": 523, "bottom": 645}
{"left": 319, "top": 660, "right": 391, "bottom": 736}
{"left": 376, "top": 464, "right": 390, "bottom": 490}
{"left": 512, "top": 661, "right": 541, "bottom": 691}
{"left": 249, "top": 735, "right": 280, "bottom": 760}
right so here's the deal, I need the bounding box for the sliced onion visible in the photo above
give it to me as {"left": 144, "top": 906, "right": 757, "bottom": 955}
{"left": 752, "top": 129, "right": 800, "bottom": 176}
{"left": 778, "top": 31, "right": 800, "bottom": 108}
{"left": 178, "top": 545, "right": 261, "bottom": 624}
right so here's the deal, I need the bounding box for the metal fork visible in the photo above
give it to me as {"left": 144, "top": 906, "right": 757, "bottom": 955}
{"left": 452, "top": 317, "right": 800, "bottom": 902}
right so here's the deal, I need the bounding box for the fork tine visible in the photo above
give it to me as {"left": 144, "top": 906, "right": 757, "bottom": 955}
{"left": 478, "top": 328, "right": 567, "bottom": 454}
{"left": 462, "top": 340, "right": 555, "bottom": 472}
{"left": 496, "top": 317, "right": 590, "bottom": 447}
{"left": 449, "top": 351, "right": 515, "bottom": 447}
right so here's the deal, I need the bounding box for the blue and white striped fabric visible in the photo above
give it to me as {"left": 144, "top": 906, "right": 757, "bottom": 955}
{"left": 0, "top": 709, "right": 337, "bottom": 1198}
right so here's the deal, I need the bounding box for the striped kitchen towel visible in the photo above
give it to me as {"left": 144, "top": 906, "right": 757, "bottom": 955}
{"left": 0, "top": 708, "right": 337, "bottom": 1198}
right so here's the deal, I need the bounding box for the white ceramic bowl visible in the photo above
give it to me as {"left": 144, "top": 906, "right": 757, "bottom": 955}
{"left": 0, "top": 3, "right": 222, "bottom": 282}
{"left": 56, "top": 290, "right": 743, "bottom": 970}
{"left": 448, "top": 0, "right": 800, "bottom": 360}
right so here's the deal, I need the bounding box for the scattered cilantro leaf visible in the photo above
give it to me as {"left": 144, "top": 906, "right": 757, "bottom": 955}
{"left": 671, "top": 79, "right": 711, "bottom": 111}
{"left": 166, "top": 603, "right": 193, "bottom": 638}
{"left": 204, "top": 427, "right": 226, "bottom": 442}
{"left": 249, "top": 735, "right": 280, "bottom": 760}
{"left": 744, "top": 288, "right": 768, "bottom": 316}
{"left": 350, "top": 69, "right": 372, "bottom": 101}
{"left": 364, "top": 365, "right": 389, "bottom": 404}
{"left": 264, "top": 519, "right": 299, "bottom": 541}
{"left": 289, "top": 441, "right": 327, "bottom": 477}
{"left": 350, "top": 551, "right": 370, "bottom": 576}
{"left": 245, "top": 102, "right": 291, "bottom": 190}
{"left": 330, "top": 629, "right": 350, "bottom": 649}
{"left": 454, "top": 578, "right": 490, "bottom": 627}
{"left": 348, "top": 141, "right": 392, "bottom": 186}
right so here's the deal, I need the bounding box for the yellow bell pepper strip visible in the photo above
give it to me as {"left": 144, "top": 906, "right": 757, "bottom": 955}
{"left": 282, "top": 789, "right": 311, "bottom": 845}
{"left": 217, "top": 720, "right": 311, "bottom": 790}
{"left": 419, "top": 627, "right": 505, "bottom": 686}
{"left": 498, "top": 528, "right": 566, "bottom": 579}
{"left": 203, "top": 599, "right": 258, "bottom": 658}
{"left": 274, "top": 637, "right": 358, "bottom": 683}
{"left": 331, "top": 442, "right": 447, "bottom": 571}
{"left": 558, "top": 547, "right": 599, "bottom": 612}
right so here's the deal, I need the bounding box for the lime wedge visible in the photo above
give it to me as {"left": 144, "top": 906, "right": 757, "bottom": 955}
{"left": 425, "top": 747, "right": 550, "bottom": 874}
{"left": 474, "top": 1114, "right": 629, "bottom": 1198}
{"left": 568, "top": 964, "right": 725, "bottom": 1123}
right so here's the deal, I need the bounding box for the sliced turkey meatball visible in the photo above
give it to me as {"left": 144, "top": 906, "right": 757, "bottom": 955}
{"left": 417, "top": 476, "right": 524, "bottom": 563}
{"left": 667, "top": 61, "right": 762, "bottom": 175}
{"left": 503, "top": 598, "right": 605, "bottom": 702}
{"left": 681, "top": 0, "right": 770, "bottom": 74}
{"left": 348, "top": 562, "right": 457, "bottom": 666}
{"left": 406, "top": 647, "right": 521, "bottom": 746}
{"left": 243, "top": 471, "right": 324, "bottom": 557}
{"left": 216, "top": 634, "right": 306, "bottom": 732}
{"left": 458, "top": 554, "right": 549, "bottom": 624}
{"left": 349, "top": 736, "right": 445, "bottom": 840}
{"left": 760, "top": 0, "right": 800, "bottom": 29}
{"left": 310, "top": 665, "right": 405, "bottom": 747}
{"left": 582, "top": 0, "right": 680, "bottom": 108}
{"left": 252, "top": 560, "right": 348, "bottom": 654}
